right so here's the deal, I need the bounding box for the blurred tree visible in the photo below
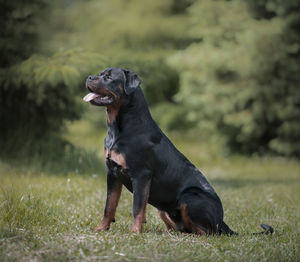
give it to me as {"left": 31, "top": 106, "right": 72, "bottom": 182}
{"left": 170, "top": 0, "right": 195, "bottom": 14}
{"left": 0, "top": 0, "right": 46, "bottom": 67}
{"left": 43, "top": 0, "right": 198, "bottom": 53}
{"left": 168, "top": 0, "right": 300, "bottom": 157}
{"left": 2, "top": 0, "right": 298, "bottom": 158}
{"left": 0, "top": 48, "right": 106, "bottom": 153}
{"left": 245, "top": 0, "right": 300, "bottom": 156}
{"left": 0, "top": 0, "right": 106, "bottom": 154}
{"left": 41, "top": 0, "right": 186, "bottom": 113}
{"left": 246, "top": 0, "right": 300, "bottom": 18}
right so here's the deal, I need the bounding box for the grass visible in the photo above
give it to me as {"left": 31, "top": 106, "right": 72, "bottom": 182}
{"left": 1, "top": 116, "right": 300, "bottom": 261}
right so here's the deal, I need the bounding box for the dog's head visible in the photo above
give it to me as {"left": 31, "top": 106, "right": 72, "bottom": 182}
{"left": 83, "top": 67, "right": 141, "bottom": 107}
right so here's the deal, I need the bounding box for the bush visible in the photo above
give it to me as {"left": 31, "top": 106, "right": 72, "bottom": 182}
{"left": 151, "top": 102, "right": 194, "bottom": 131}
{"left": 0, "top": 49, "right": 106, "bottom": 154}
{"left": 0, "top": 0, "right": 47, "bottom": 67}
{"left": 168, "top": 0, "right": 300, "bottom": 157}
{"left": 0, "top": 0, "right": 108, "bottom": 161}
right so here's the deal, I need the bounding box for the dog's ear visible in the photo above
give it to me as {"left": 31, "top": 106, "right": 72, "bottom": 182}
{"left": 123, "top": 69, "right": 141, "bottom": 95}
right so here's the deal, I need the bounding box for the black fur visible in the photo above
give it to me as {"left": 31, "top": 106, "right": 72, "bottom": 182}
{"left": 84, "top": 67, "right": 274, "bottom": 235}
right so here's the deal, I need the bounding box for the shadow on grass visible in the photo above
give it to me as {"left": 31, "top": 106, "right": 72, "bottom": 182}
{"left": 212, "top": 177, "right": 300, "bottom": 188}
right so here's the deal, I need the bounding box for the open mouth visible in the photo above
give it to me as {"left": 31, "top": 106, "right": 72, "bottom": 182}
{"left": 83, "top": 92, "right": 114, "bottom": 105}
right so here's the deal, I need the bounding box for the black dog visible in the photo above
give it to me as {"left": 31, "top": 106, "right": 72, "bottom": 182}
{"left": 83, "top": 67, "right": 273, "bottom": 235}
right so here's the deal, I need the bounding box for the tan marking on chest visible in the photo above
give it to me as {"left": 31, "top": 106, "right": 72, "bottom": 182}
{"left": 106, "top": 104, "right": 121, "bottom": 123}
{"left": 109, "top": 150, "right": 127, "bottom": 169}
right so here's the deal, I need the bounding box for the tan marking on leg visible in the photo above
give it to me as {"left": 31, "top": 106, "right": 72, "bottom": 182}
{"left": 181, "top": 204, "right": 206, "bottom": 235}
{"left": 95, "top": 183, "right": 122, "bottom": 231}
{"left": 131, "top": 210, "right": 146, "bottom": 233}
{"left": 131, "top": 181, "right": 151, "bottom": 233}
{"left": 158, "top": 210, "right": 176, "bottom": 231}
{"left": 110, "top": 150, "right": 127, "bottom": 169}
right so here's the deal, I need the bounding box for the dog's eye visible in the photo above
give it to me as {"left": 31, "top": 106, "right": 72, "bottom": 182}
{"left": 105, "top": 73, "right": 112, "bottom": 79}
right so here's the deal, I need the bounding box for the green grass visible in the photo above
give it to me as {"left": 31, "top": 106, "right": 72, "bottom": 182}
{"left": 1, "top": 117, "right": 300, "bottom": 261}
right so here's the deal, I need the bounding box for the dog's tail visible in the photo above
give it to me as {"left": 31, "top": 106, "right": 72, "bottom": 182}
{"left": 218, "top": 221, "right": 238, "bottom": 235}
{"left": 218, "top": 221, "right": 273, "bottom": 236}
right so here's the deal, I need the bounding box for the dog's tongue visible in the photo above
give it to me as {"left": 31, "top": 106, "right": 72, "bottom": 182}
{"left": 83, "top": 93, "right": 100, "bottom": 102}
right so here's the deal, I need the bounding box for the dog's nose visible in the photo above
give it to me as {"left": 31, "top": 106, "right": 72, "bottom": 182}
{"left": 88, "top": 75, "right": 96, "bottom": 81}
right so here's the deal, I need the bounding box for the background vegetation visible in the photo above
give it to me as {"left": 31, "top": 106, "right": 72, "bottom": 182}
{"left": 0, "top": 0, "right": 300, "bottom": 261}
{"left": 1, "top": 0, "right": 299, "bottom": 158}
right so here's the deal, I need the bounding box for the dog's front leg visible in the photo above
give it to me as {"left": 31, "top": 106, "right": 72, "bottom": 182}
{"left": 131, "top": 170, "right": 152, "bottom": 233}
{"left": 96, "top": 170, "right": 122, "bottom": 231}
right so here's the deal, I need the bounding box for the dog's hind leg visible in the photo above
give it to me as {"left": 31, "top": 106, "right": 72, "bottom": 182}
{"left": 158, "top": 210, "right": 176, "bottom": 231}
{"left": 180, "top": 204, "right": 207, "bottom": 235}
{"left": 179, "top": 190, "right": 224, "bottom": 235}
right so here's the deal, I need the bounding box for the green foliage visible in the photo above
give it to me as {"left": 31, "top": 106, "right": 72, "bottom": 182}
{"left": 0, "top": 0, "right": 47, "bottom": 67}
{"left": 0, "top": 49, "right": 106, "bottom": 153}
{"left": 0, "top": 0, "right": 185, "bottom": 159}
{"left": 246, "top": 0, "right": 300, "bottom": 18}
{"left": 44, "top": 0, "right": 196, "bottom": 53}
{"left": 1, "top": 0, "right": 299, "bottom": 159}
{"left": 0, "top": 0, "right": 108, "bottom": 160}
{"left": 151, "top": 102, "right": 194, "bottom": 131}
{"left": 168, "top": 0, "right": 300, "bottom": 157}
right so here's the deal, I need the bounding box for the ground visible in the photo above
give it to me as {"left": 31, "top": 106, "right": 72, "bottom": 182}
{"left": 0, "top": 117, "right": 299, "bottom": 261}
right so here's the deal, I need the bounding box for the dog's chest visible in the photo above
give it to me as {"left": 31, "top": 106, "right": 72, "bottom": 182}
{"left": 105, "top": 149, "right": 126, "bottom": 168}
{"left": 105, "top": 149, "right": 132, "bottom": 190}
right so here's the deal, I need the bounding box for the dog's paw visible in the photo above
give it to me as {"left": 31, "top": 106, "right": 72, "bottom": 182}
{"left": 131, "top": 225, "right": 142, "bottom": 233}
{"left": 94, "top": 224, "right": 110, "bottom": 231}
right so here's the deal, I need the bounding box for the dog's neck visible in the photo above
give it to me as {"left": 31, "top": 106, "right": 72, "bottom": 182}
{"left": 105, "top": 88, "right": 154, "bottom": 148}
{"left": 106, "top": 105, "right": 121, "bottom": 124}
